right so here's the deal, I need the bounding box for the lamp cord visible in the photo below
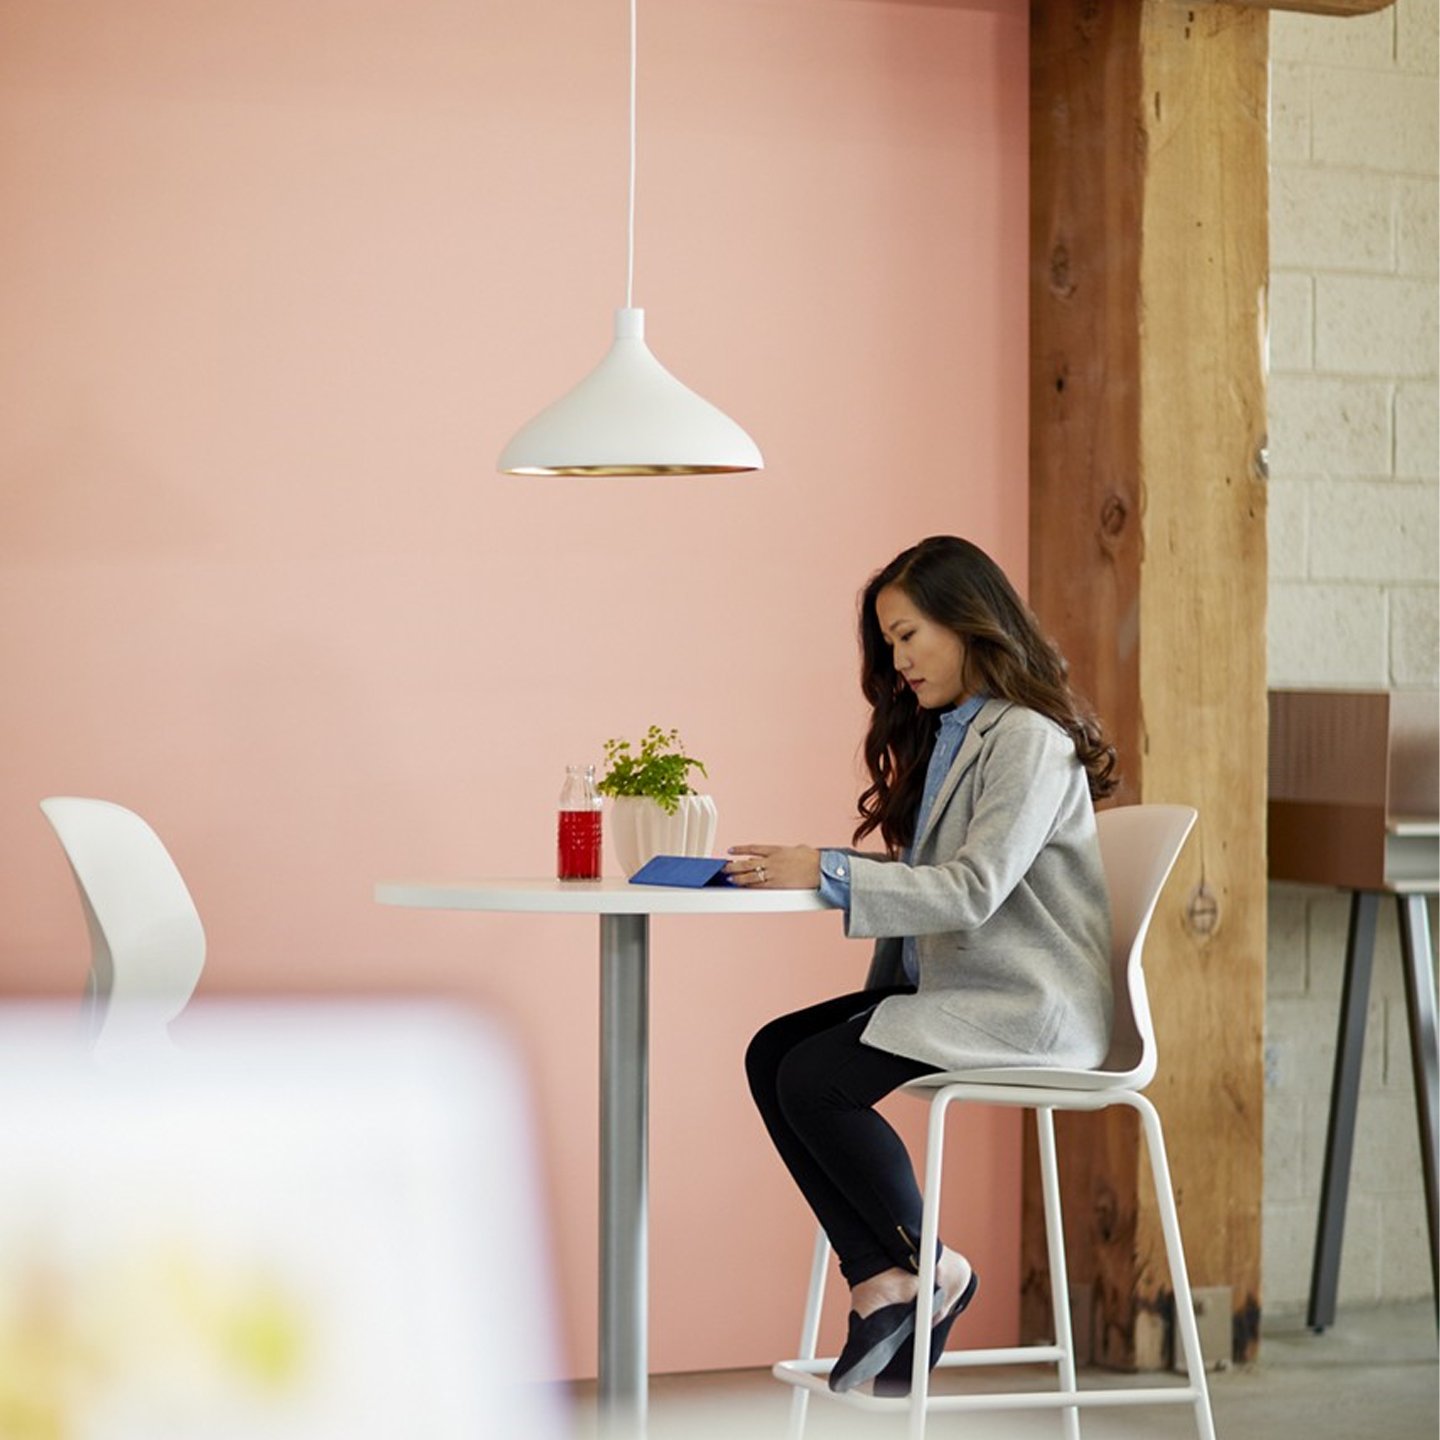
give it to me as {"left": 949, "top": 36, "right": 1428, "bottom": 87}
{"left": 627, "top": 0, "right": 636, "bottom": 310}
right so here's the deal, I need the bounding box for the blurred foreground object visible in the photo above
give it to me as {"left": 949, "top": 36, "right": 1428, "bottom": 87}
{"left": 0, "top": 1003, "right": 571, "bottom": 1440}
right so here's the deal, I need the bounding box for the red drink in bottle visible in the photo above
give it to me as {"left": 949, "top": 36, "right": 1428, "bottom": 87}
{"left": 558, "top": 809, "right": 603, "bottom": 880}
{"left": 557, "top": 764, "right": 602, "bottom": 880}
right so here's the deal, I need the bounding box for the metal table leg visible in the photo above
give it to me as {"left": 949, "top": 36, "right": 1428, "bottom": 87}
{"left": 1308, "top": 890, "right": 1378, "bottom": 1333}
{"left": 1397, "top": 894, "right": 1439, "bottom": 1320}
{"left": 599, "top": 914, "right": 649, "bottom": 1434}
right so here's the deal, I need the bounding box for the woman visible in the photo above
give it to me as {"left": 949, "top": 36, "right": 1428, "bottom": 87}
{"left": 726, "top": 535, "right": 1117, "bottom": 1396}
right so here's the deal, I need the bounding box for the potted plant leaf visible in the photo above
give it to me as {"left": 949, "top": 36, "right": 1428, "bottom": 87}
{"left": 596, "top": 726, "right": 717, "bottom": 876}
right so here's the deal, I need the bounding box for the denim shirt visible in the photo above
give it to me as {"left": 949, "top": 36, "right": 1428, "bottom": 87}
{"left": 819, "top": 692, "right": 987, "bottom": 985}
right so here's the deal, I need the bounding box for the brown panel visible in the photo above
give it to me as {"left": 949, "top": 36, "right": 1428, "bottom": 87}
{"left": 1267, "top": 690, "right": 1438, "bottom": 887}
{"left": 1268, "top": 800, "right": 1388, "bottom": 889}
{"left": 1387, "top": 692, "right": 1440, "bottom": 820}
{"left": 1269, "top": 690, "right": 1390, "bottom": 807}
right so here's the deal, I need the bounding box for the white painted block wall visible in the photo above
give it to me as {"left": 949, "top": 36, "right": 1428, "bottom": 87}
{"left": 1266, "top": 0, "right": 1439, "bottom": 1310}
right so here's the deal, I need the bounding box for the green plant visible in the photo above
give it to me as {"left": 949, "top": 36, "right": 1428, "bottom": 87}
{"left": 595, "top": 726, "right": 707, "bottom": 814}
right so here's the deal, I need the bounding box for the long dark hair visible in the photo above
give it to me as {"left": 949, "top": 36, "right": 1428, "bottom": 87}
{"left": 855, "top": 536, "right": 1117, "bottom": 851}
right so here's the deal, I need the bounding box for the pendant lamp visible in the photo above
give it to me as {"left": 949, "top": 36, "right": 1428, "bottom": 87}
{"left": 498, "top": 1, "right": 762, "bottom": 477}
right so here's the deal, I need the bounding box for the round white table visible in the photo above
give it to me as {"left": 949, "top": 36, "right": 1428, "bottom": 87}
{"left": 374, "top": 878, "right": 830, "bottom": 1432}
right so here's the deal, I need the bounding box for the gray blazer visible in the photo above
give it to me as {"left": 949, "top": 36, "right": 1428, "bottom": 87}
{"left": 847, "top": 698, "right": 1113, "bottom": 1072}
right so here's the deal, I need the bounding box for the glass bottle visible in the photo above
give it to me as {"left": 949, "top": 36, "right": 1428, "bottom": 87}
{"left": 557, "top": 764, "right": 602, "bottom": 880}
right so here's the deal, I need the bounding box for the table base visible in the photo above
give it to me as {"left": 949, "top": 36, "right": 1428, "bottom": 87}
{"left": 1308, "top": 891, "right": 1438, "bottom": 1332}
{"left": 600, "top": 914, "right": 649, "bottom": 1432}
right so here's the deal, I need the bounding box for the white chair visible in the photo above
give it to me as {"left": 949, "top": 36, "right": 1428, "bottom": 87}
{"left": 774, "top": 803, "right": 1216, "bottom": 1440}
{"left": 40, "top": 796, "right": 206, "bottom": 1055}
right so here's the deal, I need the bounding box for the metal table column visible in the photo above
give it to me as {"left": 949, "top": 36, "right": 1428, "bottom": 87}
{"left": 599, "top": 914, "right": 649, "bottom": 1433}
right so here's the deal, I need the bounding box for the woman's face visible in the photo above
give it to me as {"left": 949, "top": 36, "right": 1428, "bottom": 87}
{"left": 874, "top": 584, "right": 969, "bottom": 709}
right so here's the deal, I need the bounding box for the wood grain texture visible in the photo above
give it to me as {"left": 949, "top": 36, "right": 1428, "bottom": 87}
{"left": 1026, "top": 0, "right": 1268, "bottom": 1369}
{"left": 1220, "top": 0, "right": 1392, "bottom": 13}
{"left": 1136, "top": 0, "right": 1268, "bottom": 1366}
{"left": 1024, "top": 0, "right": 1148, "bottom": 1368}
{"left": 1028, "top": 0, "right": 1145, "bottom": 807}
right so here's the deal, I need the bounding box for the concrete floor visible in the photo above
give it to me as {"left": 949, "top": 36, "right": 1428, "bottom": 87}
{"left": 566, "top": 1301, "right": 1438, "bottom": 1439}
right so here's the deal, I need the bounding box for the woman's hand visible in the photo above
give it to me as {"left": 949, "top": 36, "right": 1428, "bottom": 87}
{"left": 725, "top": 844, "right": 821, "bottom": 890}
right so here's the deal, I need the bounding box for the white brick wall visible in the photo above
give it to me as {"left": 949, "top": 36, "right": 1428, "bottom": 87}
{"left": 1265, "top": 0, "right": 1439, "bottom": 1314}
{"left": 1314, "top": 276, "right": 1437, "bottom": 375}
{"left": 1307, "top": 480, "right": 1439, "bottom": 581}
{"left": 1268, "top": 375, "right": 1393, "bottom": 479}
{"left": 1269, "top": 581, "right": 1390, "bottom": 684}
{"left": 1393, "top": 585, "right": 1440, "bottom": 682}
{"left": 1397, "top": 380, "right": 1439, "bottom": 474}
{"left": 1397, "top": 178, "right": 1439, "bottom": 274}
{"left": 1271, "top": 169, "right": 1393, "bottom": 269}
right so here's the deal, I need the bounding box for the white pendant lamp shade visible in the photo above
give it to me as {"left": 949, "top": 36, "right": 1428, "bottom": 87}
{"left": 496, "top": 0, "right": 762, "bottom": 478}
{"left": 499, "top": 308, "right": 762, "bottom": 476}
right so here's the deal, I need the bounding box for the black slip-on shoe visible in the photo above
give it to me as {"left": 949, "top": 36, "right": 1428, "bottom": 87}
{"left": 828, "top": 1300, "right": 918, "bottom": 1394}
{"left": 873, "top": 1270, "right": 980, "bottom": 1398}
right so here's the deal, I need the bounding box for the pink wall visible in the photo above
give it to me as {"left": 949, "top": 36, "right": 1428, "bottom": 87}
{"left": 0, "top": 0, "right": 1029, "bottom": 1377}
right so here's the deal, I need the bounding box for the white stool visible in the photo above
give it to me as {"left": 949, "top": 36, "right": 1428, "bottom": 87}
{"left": 773, "top": 804, "right": 1218, "bottom": 1440}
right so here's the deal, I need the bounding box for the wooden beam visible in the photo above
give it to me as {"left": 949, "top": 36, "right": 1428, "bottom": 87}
{"left": 1028, "top": 0, "right": 1268, "bottom": 1370}
{"left": 1219, "top": 0, "right": 1392, "bottom": 14}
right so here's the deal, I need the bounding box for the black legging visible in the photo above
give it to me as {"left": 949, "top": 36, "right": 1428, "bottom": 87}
{"left": 745, "top": 987, "right": 943, "bottom": 1287}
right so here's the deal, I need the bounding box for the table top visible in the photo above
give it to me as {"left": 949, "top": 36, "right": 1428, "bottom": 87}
{"left": 375, "top": 877, "right": 832, "bottom": 916}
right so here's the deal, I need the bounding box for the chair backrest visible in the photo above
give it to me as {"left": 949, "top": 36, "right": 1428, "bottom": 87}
{"left": 1094, "top": 803, "right": 1197, "bottom": 1086}
{"left": 39, "top": 797, "right": 206, "bottom": 1052}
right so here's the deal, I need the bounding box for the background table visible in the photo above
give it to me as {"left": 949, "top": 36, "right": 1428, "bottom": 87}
{"left": 1267, "top": 689, "right": 1439, "bottom": 1331}
{"left": 374, "top": 878, "right": 829, "bottom": 1431}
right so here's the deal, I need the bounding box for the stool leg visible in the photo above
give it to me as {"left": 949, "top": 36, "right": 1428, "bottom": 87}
{"left": 1308, "top": 890, "right": 1379, "bottom": 1332}
{"left": 1036, "top": 1107, "right": 1081, "bottom": 1440}
{"left": 1133, "top": 1095, "right": 1217, "bottom": 1440}
{"left": 787, "top": 1227, "right": 831, "bottom": 1440}
{"left": 1396, "top": 894, "right": 1439, "bottom": 1321}
{"left": 907, "top": 1090, "right": 951, "bottom": 1440}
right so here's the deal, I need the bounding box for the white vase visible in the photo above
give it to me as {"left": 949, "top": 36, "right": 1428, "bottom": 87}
{"left": 609, "top": 795, "right": 719, "bottom": 877}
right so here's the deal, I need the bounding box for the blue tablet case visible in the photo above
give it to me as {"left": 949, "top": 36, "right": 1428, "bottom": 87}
{"left": 627, "top": 855, "right": 735, "bottom": 888}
